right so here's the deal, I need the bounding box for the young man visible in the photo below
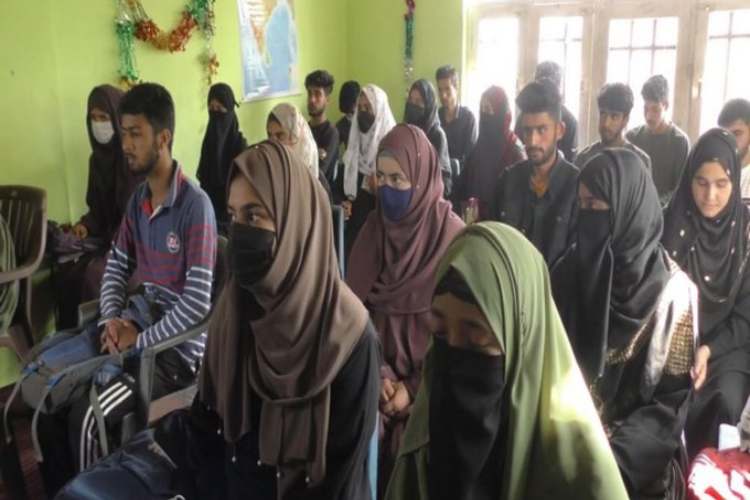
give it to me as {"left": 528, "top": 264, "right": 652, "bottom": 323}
{"left": 627, "top": 75, "right": 690, "bottom": 204}
{"left": 492, "top": 79, "right": 579, "bottom": 265}
{"left": 718, "top": 98, "right": 750, "bottom": 198}
{"left": 305, "top": 69, "right": 340, "bottom": 181}
{"left": 37, "top": 83, "right": 217, "bottom": 495}
{"left": 336, "top": 80, "right": 360, "bottom": 150}
{"left": 436, "top": 65, "right": 478, "bottom": 175}
{"left": 576, "top": 83, "right": 652, "bottom": 172}
{"left": 532, "top": 61, "right": 578, "bottom": 161}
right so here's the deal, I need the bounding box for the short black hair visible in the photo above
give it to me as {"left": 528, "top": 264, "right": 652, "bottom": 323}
{"left": 119, "top": 83, "right": 175, "bottom": 148}
{"left": 339, "top": 80, "right": 361, "bottom": 114}
{"left": 434, "top": 268, "right": 478, "bottom": 306}
{"left": 305, "top": 70, "right": 335, "bottom": 95}
{"left": 535, "top": 61, "right": 562, "bottom": 89}
{"left": 641, "top": 75, "right": 669, "bottom": 104}
{"left": 718, "top": 98, "right": 750, "bottom": 127}
{"left": 597, "top": 83, "right": 634, "bottom": 115}
{"left": 435, "top": 65, "right": 458, "bottom": 88}
{"left": 516, "top": 79, "right": 562, "bottom": 121}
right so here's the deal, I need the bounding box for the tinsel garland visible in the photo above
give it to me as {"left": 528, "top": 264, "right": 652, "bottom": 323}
{"left": 115, "top": 0, "right": 218, "bottom": 87}
{"left": 404, "top": 0, "right": 416, "bottom": 87}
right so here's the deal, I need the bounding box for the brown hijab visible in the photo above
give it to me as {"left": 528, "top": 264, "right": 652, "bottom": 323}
{"left": 199, "top": 140, "right": 369, "bottom": 484}
{"left": 348, "top": 124, "right": 464, "bottom": 314}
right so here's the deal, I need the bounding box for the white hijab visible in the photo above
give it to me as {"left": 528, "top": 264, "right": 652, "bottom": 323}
{"left": 270, "top": 103, "right": 319, "bottom": 179}
{"left": 343, "top": 84, "right": 396, "bottom": 198}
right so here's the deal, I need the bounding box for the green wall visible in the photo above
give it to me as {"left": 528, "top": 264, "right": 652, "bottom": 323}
{"left": 0, "top": 0, "right": 465, "bottom": 384}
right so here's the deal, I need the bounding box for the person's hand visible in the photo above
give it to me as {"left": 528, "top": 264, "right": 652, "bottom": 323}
{"left": 382, "top": 381, "right": 411, "bottom": 417}
{"left": 115, "top": 319, "right": 139, "bottom": 351}
{"left": 692, "top": 345, "right": 711, "bottom": 390}
{"left": 319, "top": 148, "right": 327, "bottom": 161}
{"left": 380, "top": 378, "right": 396, "bottom": 406}
{"left": 342, "top": 200, "right": 353, "bottom": 220}
{"left": 72, "top": 223, "right": 88, "bottom": 240}
{"left": 367, "top": 174, "right": 377, "bottom": 192}
{"left": 100, "top": 320, "right": 120, "bottom": 354}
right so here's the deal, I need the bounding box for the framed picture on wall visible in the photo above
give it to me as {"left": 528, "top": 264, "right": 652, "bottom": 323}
{"left": 236, "top": 0, "right": 300, "bottom": 102}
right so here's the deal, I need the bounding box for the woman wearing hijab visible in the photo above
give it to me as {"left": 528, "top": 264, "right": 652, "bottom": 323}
{"left": 452, "top": 86, "right": 526, "bottom": 221}
{"left": 56, "top": 84, "right": 140, "bottom": 328}
{"left": 267, "top": 102, "right": 332, "bottom": 202}
{"left": 662, "top": 128, "right": 750, "bottom": 458}
{"left": 404, "top": 79, "right": 453, "bottom": 197}
{"left": 347, "top": 124, "right": 464, "bottom": 494}
{"left": 343, "top": 84, "right": 397, "bottom": 255}
{"left": 185, "top": 141, "right": 379, "bottom": 499}
{"left": 385, "top": 222, "right": 629, "bottom": 500}
{"left": 551, "top": 149, "right": 698, "bottom": 498}
{"left": 197, "top": 83, "right": 247, "bottom": 233}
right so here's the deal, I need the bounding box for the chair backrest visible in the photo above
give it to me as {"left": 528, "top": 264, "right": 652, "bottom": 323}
{"left": 213, "top": 235, "right": 228, "bottom": 300}
{"left": 0, "top": 186, "right": 47, "bottom": 269}
{"left": 332, "top": 205, "right": 345, "bottom": 278}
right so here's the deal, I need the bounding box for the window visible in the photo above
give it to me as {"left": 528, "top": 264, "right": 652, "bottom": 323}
{"left": 699, "top": 9, "right": 750, "bottom": 133}
{"left": 538, "top": 16, "right": 583, "bottom": 122}
{"left": 606, "top": 17, "right": 678, "bottom": 129}
{"left": 466, "top": 16, "right": 520, "bottom": 117}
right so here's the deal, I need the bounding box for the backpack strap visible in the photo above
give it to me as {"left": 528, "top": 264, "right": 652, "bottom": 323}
{"left": 89, "top": 383, "right": 110, "bottom": 459}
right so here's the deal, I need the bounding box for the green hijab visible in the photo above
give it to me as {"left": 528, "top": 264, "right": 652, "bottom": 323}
{"left": 385, "top": 222, "right": 628, "bottom": 500}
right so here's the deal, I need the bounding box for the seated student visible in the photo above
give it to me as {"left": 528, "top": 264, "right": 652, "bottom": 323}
{"left": 404, "top": 79, "right": 453, "bottom": 197}
{"left": 385, "top": 222, "right": 629, "bottom": 500}
{"left": 436, "top": 65, "right": 478, "bottom": 175}
{"left": 37, "top": 83, "right": 218, "bottom": 495}
{"left": 267, "top": 102, "right": 332, "bottom": 200}
{"left": 551, "top": 149, "right": 697, "bottom": 498}
{"left": 56, "top": 84, "right": 141, "bottom": 329}
{"left": 343, "top": 84, "right": 396, "bottom": 254}
{"left": 0, "top": 213, "right": 18, "bottom": 339}
{"left": 575, "top": 83, "right": 652, "bottom": 172}
{"left": 196, "top": 83, "right": 247, "bottom": 233}
{"left": 186, "top": 141, "right": 379, "bottom": 499}
{"left": 662, "top": 128, "right": 750, "bottom": 458}
{"left": 718, "top": 98, "right": 750, "bottom": 198}
{"left": 491, "top": 79, "right": 578, "bottom": 265}
{"left": 347, "top": 124, "right": 464, "bottom": 495}
{"left": 626, "top": 75, "right": 689, "bottom": 205}
{"left": 452, "top": 85, "right": 525, "bottom": 221}
{"left": 305, "top": 70, "right": 340, "bottom": 180}
{"left": 515, "top": 61, "right": 578, "bottom": 162}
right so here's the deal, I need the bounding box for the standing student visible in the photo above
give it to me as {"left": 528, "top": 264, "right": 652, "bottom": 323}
{"left": 452, "top": 85, "right": 525, "bottom": 221}
{"left": 492, "top": 79, "right": 578, "bottom": 265}
{"left": 404, "top": 79, "right": 453, "bottom": 197}
{"left": 551, "top": 149, "right": 697, "bottom": 498}
{"left": 305, "top": 70, "right": 340, "bottom": 180}
{"left": 197, "top": 83, "right": 247, "bottom": 233}
{"left": 718, "top": 98, "right": 750, "bottom": 198}
{"left": 385, "top": 222, "right": 629, "bottom": 500}
{"left": 190, "top": 141, "right": 379, "bottom": 499}
{"left": 56, "top": 85, "right": 141, "bottom": 328}
{"left": 436, "top": 65, "right": 478, "bottom": 176}
{"left": 575, "top": 83, "right": 652, "bottom": 172}
{"left": 348, "top": 124, "right": 464, "bottom": 496}
{"left": 342, "top": 84, "right": 397, "bottom": 255}
{"left": 37, "top": 83, "right": 217, "bottom": 496}
{"left": 663, "top": 128, "right": 750, "bottom": 458}
{"left": 626, "top": 75, "right": 689, "bottom": 204}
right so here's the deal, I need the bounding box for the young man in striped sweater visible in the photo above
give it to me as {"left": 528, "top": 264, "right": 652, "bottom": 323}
{"left": 38, "top": 83, "right": 218, "bottom": 496}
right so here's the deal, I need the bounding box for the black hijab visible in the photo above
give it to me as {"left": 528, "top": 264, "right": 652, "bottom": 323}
{"left": 196, "top": 83, "right": 247, "bottom": 217}
{"left": 82, "top": 85, "right": 139, "bottom": 242}
{"left": 563, "top": 149, "right": 669, "bottom": 381}
{"left": 662, "top": 128, "right": 750, "bottom": 333}
{"left": 405, "top": 79, "right": 441, "bottom": 138}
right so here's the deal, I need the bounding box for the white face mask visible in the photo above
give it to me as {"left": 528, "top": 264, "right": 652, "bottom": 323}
{"left": 91, "top": 121, "right": 115, "bottom": 144}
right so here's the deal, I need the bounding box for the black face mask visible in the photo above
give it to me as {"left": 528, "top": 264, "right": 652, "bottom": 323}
{"left": 357, "top": 111, "right": 375, "bottom": 133}
{"left": 576, "top": 209, "right": 611, "bottom": 267}
{"left": 228, "top": 223, "right": 275, "bottom": 290}
{"left": 428, "top": 336, "right": 506, "bottom": 500}
{"left": 404, "top": 102, "right": 426, "bottom": 128}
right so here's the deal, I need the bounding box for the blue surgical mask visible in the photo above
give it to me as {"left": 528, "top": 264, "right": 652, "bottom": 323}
{"left": 378, "top": 185, "right": 413, "bottom": 221}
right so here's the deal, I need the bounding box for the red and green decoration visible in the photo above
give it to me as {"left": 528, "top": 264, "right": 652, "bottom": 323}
{"left": 115, "top": 0, "right": 218, "bottom": 87}
{"left": 404, "top": 0, "right": 416, "bottom": 87}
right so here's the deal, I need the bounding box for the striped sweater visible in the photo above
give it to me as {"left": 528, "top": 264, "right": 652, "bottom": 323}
{"left": 98, "top": 162, "right": 217, "bottom": 370}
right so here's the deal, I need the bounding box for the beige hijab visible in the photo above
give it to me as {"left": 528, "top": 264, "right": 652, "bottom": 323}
{"left": 270, "top": 102, "right": 319, "bottom": 178}
{"left": 199, "top": 140, "right": 369, "bottom": 484}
